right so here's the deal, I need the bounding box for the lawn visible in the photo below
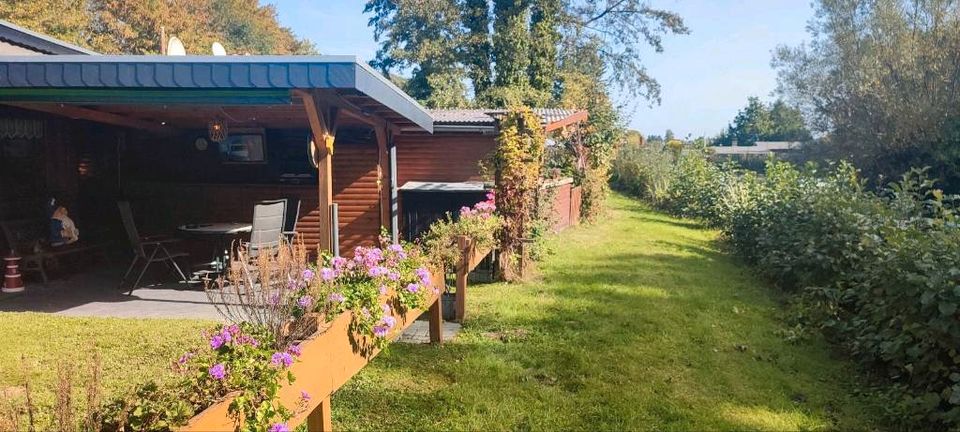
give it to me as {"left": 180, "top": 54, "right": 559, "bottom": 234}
{"left": 332, "top": 193, "right": 882, "bottom": 431}
{"left": 0, "top": 313, "right": 211, "bottom": 425}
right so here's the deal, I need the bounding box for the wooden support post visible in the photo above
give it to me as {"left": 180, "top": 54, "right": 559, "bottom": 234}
{"left": 428, "top": 296, "right": 443, "bottom": 344}
{"left": 375, "top": 125, "right": 391, "bottom": 238}
{"left": 297, "top": 90, "right": 336, "bottom": 253}
{"left": 307, "top": 396, "right": 333, "bottom": 432}
{"left": 455, "top": 236, "right": 470, "bottom": 322}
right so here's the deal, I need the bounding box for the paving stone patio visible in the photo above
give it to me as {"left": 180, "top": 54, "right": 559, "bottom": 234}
{"left": 0, "top": 266, "right": 462, "bottom": 341}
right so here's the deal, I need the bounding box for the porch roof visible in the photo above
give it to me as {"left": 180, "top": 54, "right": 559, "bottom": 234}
{"left": 0, "top": 55, "right": 433, "bottom": 132}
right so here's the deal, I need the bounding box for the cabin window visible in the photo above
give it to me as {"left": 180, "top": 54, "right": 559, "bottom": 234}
{"left": 219, "top": 132, "right": 266, "bottom": 164}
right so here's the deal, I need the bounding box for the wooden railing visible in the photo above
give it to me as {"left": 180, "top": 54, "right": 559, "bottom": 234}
{"left": 453, "top": 236, "right": 492, "bottom": 323}
{"left": 180, "top": 269, "right": 445, "bottom": 432}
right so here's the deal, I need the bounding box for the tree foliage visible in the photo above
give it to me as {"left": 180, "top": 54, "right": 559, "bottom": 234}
{"left": 0, "top": 0, "right": 314, "bottom": 55}
{"left": 773, "top": 0, "right": 960, "bottom": 190}
{"left": 714, "top": 97, "right": 811, "bottom": 146}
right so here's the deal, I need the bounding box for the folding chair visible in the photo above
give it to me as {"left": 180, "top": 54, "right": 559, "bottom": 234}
{"left": 247, "top": 200, "right": 286, "bottom": 258}
{"left": 117, "top": 201, "right": 189, "bottom": 294}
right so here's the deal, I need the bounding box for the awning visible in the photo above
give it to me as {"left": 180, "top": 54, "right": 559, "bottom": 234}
{"left": 0, "top": 55, "right": 433, "bottom": 132}
{"left": 399, "top": 181, "right": 490, "bottom": 193}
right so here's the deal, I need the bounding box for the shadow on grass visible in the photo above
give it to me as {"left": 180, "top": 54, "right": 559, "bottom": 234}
{"left": 331, "top": 202, "right": 876, "bottom": 431}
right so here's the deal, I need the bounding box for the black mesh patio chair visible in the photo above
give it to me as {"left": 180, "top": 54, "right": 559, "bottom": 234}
{"left": 247, "top": 199, "right": 286, "bottom": 258}
{"left": 282, "top": 197, "right": 301, "bottom": 243}
{"left": 117, "top": 201, "right": 189, "bottom": 294}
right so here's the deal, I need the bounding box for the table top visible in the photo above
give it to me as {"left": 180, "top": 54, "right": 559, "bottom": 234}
{"left": 178, "top": 222, "right": 252, "bottom": 235}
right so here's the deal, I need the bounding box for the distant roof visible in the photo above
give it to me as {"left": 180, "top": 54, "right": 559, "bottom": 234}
{"left": 430, "top": 108, "right": 587, "bottom": 131}
{"left": 710, "top": 141, "right": 802, "bottom": 155}
{"left": 0, "top": 55, "right": 433, "bottom": 132}
{"left": 0, "top": 20, "right": 96, "bottom": 55}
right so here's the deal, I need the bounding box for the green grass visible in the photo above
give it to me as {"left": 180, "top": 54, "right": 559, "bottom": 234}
{"left": 0, "top": 313, "right": 210, "bottom": 423}
{"left": 333, "top": 193, "right": 882, "bottom": 431}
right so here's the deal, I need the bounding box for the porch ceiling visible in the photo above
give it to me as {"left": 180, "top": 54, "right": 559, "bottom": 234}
{"left": 0, "top": 55, "right": 433, "bottom": 132}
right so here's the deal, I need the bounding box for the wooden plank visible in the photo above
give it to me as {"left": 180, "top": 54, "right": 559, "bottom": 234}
{"left": 306, "top": 397, "right": 333, "bottom": 432}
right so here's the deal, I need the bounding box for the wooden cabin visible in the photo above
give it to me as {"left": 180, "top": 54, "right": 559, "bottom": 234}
{"left": 0, "top": 39, "right": 586, "bottom": 270}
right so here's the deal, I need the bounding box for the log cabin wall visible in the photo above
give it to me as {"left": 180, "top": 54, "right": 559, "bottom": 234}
{"left": 121, "top": 127, "right": 381, "bottom": 256}
{"left": 0, "top": 107, "right": 121, "bottom": 237}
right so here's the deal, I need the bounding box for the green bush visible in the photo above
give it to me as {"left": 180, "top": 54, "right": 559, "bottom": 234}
{"left": 616, "top": 149, "right": 960, "bottom": 427}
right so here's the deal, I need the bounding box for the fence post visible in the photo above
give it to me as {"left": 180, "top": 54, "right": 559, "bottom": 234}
{"left": 306, "top": 396, "right": 333, "bottom": 431}
{"left": 455, "top": 236, "right": 471, "bottom": 322}
{"left": 428, "top": 296, "right": 443, "bottom": 343}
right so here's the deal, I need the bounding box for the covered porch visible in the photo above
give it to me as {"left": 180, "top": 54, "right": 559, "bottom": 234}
{"left": 0, "top": 55, "right": 432, "bottom": 293}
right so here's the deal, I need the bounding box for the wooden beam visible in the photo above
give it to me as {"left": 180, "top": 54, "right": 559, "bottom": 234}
{"left": 295, "top": 89, "right": 334, "bottom": 253}
{"left": 4, "top": 102, "right": 175, "bottom": 135}
{"left": 544, "top": 110, "right": 589, "bottom": 133}
{"left": 374, "top": 125, "right": 390, "bottom": 236}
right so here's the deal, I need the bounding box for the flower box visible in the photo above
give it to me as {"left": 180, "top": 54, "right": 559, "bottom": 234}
{"left": 179, "top": 269, "right": 444, "bottom": 432}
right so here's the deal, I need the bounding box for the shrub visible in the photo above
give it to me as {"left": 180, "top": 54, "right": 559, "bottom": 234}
{"left": 422, "top": 192, "right": 501, "bottom": 271}
{"left": 620, "top": 150, "right": 960, "bottom": 428}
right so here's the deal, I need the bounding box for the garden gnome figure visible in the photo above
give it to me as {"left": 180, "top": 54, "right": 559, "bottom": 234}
{"left": 3, "top": 249, "right": 24, "bottom": 293}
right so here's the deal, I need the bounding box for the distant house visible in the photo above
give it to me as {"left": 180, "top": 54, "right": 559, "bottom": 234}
{"left": 0, "top": 20, "right": 95, "bottom": 55}
{"left": 709, "top": 141, "right": 802, "bottom": 157}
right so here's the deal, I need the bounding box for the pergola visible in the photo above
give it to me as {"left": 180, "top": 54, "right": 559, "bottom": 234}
{"left": 0, "top": 55, "right": 434, "bottom": 252}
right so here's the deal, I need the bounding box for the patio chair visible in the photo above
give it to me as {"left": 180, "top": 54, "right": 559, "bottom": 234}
{"left": 282, "top": 197, "right": 301, "bottom": 242}
{"left": 247, "top": 199, "right": 286, "bottom": 258}
{"left": 117, "top": 201, "right": 189, "bottom": 294}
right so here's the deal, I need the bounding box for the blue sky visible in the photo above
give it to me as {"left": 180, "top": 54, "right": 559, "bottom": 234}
{"left": 270, "top": 0, "right": 814, "bottom": 138}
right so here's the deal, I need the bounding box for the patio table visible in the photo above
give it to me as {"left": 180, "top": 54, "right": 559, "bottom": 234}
{"left": 178, "top": 223, "right": 252, "bottom": 274}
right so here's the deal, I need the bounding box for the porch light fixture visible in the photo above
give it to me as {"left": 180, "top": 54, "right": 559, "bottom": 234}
{"left": 208, "top": 118, "right": 228, "bottom": 143}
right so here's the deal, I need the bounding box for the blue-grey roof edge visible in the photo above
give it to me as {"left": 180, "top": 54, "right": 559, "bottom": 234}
{"left": 0, "top": 55, "right": 433, "bottom": 132}
{"left": 0, "top": 20, "right": 97, "bottom": 55}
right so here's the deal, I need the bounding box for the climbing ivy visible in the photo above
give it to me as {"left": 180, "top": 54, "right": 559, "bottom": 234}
{"left": 492, "top": 107, "right": 545, "bottom": 281}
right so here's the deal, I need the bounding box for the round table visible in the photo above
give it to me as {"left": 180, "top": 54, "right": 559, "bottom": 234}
{"left": 178, "top": 223, "right": 252, "bottom": 273}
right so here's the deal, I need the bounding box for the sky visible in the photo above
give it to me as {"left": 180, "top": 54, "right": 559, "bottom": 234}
{"left": 270, "top": 0, "right": 815, "bottom": 138}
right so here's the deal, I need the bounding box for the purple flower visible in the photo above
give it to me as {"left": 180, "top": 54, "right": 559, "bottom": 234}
{"left": 361, "top": 307, "right": 371, "bottom": 318}
{"left": 177, "top": 352, "right": 193, "bottom": 366}
{"left": 387, "top": 244, "right": 404, "bottom": 254}
{"left": 320, "top": 267, "right": 336, "bottom": 281}
{"left": 415, "top": 267, "right": 431, "bottom": 285}
{"left": 297, "top": 295, "right": 314, "bottom": 309}
{"left": 225, "top": 325, "right": 240, "bottom": 335}
{"left": 209, "top": 334, "right": 226, "bottom": 350}
{"left": 287, "top": 344, "right": 302, "bottom": 357}
{"left": 208, "top": 363, "right": 226, "bottom": 380}
{"left": 331, "top": 257, "right": 347, "bottom": 270}
{"left": 302, "top": 269, "right": 315, "bottom": 281}
{"left": 382, "top": 315, "right": 396, "bottom": 329}
{"left": 300, "top": 390, "right": 311, "bottom": 401}
{"left": 373, "top": 325, "right": 388, "bottom": 337}
{"left": 328, "top": 292, "right": 345, "bottom": 303}
{"left": 268, "top": 423, "right": 290, "bottom": 432}
{"left": 271, "top": 352, "right": 295, "bottom": 368}
{"left": 387, "top": 271, "right": 400, "bottom": 281}
{"left": 379, "top": 284, "right": 388, "bottom": 295}
{"left": 382, "top": 303, "right": 391, "bottom": 315}
{"left": 485, "top": 191, "right": 495, "bottom": 201}
{"left": 368, "top": 266, "right": 388, "bottom": 278}
{"left": 406, "top": 283, "right": 420, "bottom": 293}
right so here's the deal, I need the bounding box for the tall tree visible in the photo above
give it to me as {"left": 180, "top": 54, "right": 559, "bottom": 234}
{"left": 528, "top": 0, "right": 561, "bottom": 104}
{"left": 0, "top": 0, "right": 313, "bottom": 55}
{"left": 462, "top": 0, "right": 493, "bottom": 102}
{"left": 774, "top": 0, "right": 960, "bottom": 188}
{"left": 366, "top": 0, "right": 468, "bottom": 108}
{"left": 488, "top": 0, "right": 533, "bottom": 106}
